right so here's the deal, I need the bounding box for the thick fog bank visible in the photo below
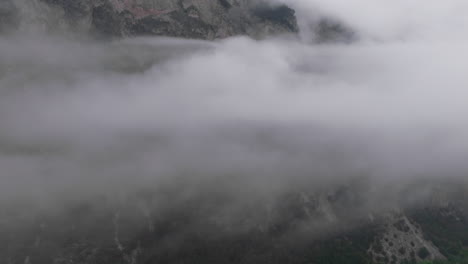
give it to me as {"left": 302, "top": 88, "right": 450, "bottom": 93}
{"left": 1, "top": 1, "right": 468, "bottom": 210}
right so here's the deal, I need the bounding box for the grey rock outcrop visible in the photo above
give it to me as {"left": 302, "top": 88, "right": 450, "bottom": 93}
{"left": 368, "top": 214, "right": 445, "bottom": 264}
{"left": 7, "top": 0, "right": 298, "bottom": 39}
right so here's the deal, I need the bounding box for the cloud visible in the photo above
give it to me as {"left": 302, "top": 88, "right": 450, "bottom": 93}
{"left": 285, "top": 0, "right": 468, "bottom": 42}
{"left": 1, "top": 1, "right": 468, "bottom": 211}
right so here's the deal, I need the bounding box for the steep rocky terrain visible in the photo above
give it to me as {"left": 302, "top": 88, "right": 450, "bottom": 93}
{"left": 1, "top": 179, "right": 467, "bottom": 264}
{"left": 1, "top": 0, "right": 298, "bottom": 39}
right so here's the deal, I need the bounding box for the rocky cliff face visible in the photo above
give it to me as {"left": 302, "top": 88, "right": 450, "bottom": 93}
{"left": 1, "top": 0, "right": 298, "bottom": 39}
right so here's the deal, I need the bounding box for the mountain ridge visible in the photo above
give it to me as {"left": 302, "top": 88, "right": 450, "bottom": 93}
{"left": 1, "top": 0, "right": 299, "bottom": 39}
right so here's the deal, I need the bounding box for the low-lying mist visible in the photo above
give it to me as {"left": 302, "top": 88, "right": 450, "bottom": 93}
{"left": 1, "top": 0, "right": 468, "bottom": 218}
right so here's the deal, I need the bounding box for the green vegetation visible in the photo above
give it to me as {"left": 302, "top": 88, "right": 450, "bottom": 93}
{"left": 419, "top": 250, "right": 468, "bottom": 264}
{"left": 409, "top": 207, "right": 468, "bottom": 258}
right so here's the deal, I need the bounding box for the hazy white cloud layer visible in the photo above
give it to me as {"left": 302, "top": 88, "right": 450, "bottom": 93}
{"left": 1, "top": 0, "right": 468, "bottom": 205}
{"left": 287, "top": 0, "right": 468, "bottom": 42}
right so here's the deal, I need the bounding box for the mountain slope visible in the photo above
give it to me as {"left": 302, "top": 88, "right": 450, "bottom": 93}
{"left": 1, "top": 180, "right": 467, "bottom": 264}
{"left": 2, "top": 0, "right": 298, "bottom": 39}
